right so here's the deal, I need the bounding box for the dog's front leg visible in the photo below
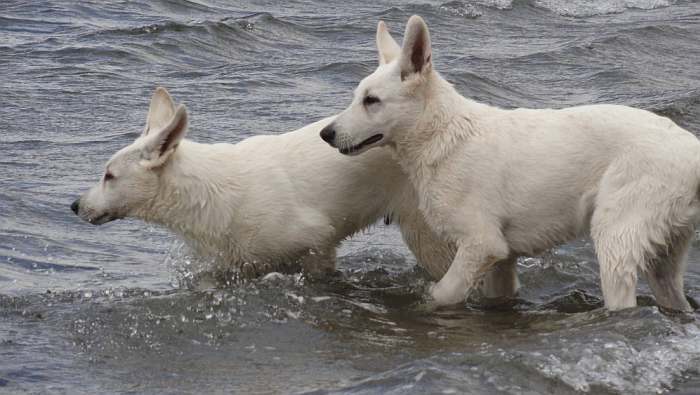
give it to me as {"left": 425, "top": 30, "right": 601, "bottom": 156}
{"left": 429, "top": 229, "right": 509, "bottom": 306}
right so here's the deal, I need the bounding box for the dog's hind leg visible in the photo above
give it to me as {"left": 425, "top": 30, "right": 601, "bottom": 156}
{"left": 591, "top": 225, "right": 640, "bottom": 311}
{"left": 591, "top": 151, "right": 700, "bottom": 311}
{"left": 592, "top": 180, "right": 697, "bottom": 310}
{"left": 591, "top": 158, "right": 682, "bottom": 311}
{"left": 591, "top": 196, "right": 649, "bottom": 310}
{"left": 645, "top": 230, "right": 693, "bottom": 312}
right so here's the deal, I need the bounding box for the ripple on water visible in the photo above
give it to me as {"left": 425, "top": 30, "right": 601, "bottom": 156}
{"left": 2, "top": 0, "right": 700, "bottom": 393}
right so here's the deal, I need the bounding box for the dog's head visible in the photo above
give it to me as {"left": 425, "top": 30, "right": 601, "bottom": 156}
{"left": 320, "top": 15, "right": 434, "bottom": 155}
{"left": 71, "top": 87, "right": 188, "bottom": 225}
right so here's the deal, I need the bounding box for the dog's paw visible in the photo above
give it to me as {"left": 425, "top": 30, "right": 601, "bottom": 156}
{"left": 428, "top": 280, "right": 466, "bottom": 306}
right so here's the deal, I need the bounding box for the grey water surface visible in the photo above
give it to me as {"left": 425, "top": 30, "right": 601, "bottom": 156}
{"left": 2, "top": 0, "right": 700, "bottom": 393}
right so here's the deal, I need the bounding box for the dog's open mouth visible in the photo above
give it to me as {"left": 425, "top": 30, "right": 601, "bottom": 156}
{"left": 89, "top": 213, "right": 118, "bottom": 225}
{"left": 339, "top": 134, "right": 383, "bottom": 155}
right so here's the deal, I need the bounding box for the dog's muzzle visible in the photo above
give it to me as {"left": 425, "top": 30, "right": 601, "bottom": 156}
{"left": 88, "top": 213, "right": 118, "bottom": 225}
{"left": 70, "top": 198, "right": 119, "bottom": 225}
{"left": 339, "top": 134, "right": 384, "bottom": 155}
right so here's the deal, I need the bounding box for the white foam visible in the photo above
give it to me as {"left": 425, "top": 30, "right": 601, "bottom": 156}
{"left": 479, "top": 0, "right": 514, "bottom": 9}
{"left": 533, "top": 0, "right": 673, "bottom": 17}
{"left": 535, "top": 322, "right": 700, "bottom": 392}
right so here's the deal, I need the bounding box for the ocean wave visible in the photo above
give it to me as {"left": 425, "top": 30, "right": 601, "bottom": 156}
{"left": 531, "top": 310, "right": 700, "bottom": 393}
{"left": 407, "top": 0, "right": 674, "bottom": 19}
{"left": 0, "top": 15, "right": 72, "bottom": 33}
{"left": 296, "top": 61, "right": 375, "bottom": 78}
{"left": 143, "top": 0, "right": 227, "bottom": 14}
{"left": 652, "top": 91, "right": 700, "bottom": 131}
{"left": 449, "top": 71, "right": 546, "bottom": 107}
{"left": 404, "top": 0, "right": 513, "bottom": 21}
{"left": 85, "top": 19, "right": 240, "bottom": 38}
{"left": 314, "top": 308, "right": 700, "bottom": 394}
{"left": 0, "top": 256, "right": 98, "bottom": 273}
{"left": 419, "top": 0, "right": 679, "bottom": 18}
{"left": 532, "top": 0, "right": 675, "bottom": 17}
{"left": 481, "top": 23, "right": 695, "bottom": 65}
{"left": 24, "top": 45, "right": 148, "bottom": 66}
{"left": 655, "top": 92, "right": 700, "bottom": 115}
{"left": 81, "top": 12, "right": 312, "bottom": 44}
{"left": 2, "top": 0, "right": 700, "bottom": 392}
{"left": 55, "top": 12, "right": 319, "bottom": 67}
{"left": 438, "top": 1, "right": 485, "bottom": 18}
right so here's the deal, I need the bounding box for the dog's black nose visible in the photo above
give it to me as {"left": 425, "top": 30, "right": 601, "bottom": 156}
{"left": 320, "top": 124, "right": 336, "bottom": 144}
{"left": 71, "top": 199, "right": 80, "bottom": 215}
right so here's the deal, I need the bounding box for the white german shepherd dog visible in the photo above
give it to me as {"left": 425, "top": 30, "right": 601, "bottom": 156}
{"left": 321, "top": 16, "right": 700, "bottom": 311}
{"left": 72, "top": 88, "right": 522, "bottom": 292}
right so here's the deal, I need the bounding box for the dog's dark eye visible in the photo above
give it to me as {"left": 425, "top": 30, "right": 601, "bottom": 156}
{"left": 104, "top": 172, "right": 115, "bottom": 181}
{"left": 363, "top": 95, "right": 380, "bottom": 106}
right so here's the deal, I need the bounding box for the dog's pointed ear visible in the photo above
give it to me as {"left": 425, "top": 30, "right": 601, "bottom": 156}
{"left": 399, "top": 15, "right": 432, "bottom": 80}
{"left": 141, "top": 104, "right": 188, "bottom": 168}
{"left": 377, "top": 21, "right": 400, "bottom": 65}
{"left": 144, "top": 87, "right": 176, "bottom": 136}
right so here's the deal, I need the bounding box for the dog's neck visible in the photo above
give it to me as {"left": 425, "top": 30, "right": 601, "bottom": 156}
{"left": 392, "top": 72, "right": 485, "bottom": 183}
{"left": 135, "top": 140, "right": 243, "bottom": 250}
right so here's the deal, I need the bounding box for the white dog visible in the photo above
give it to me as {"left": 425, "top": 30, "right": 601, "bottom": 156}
{"left": 71, "top": 88, "right": 521, "bottom": 293}
{"left": 321, "top": 16, "right": 700, "bottom": 311}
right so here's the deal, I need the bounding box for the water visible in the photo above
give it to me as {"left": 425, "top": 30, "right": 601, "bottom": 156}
{"left": 2, "top": 0, "right": 700, "bottom": 393}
